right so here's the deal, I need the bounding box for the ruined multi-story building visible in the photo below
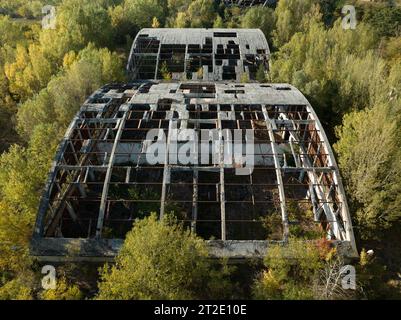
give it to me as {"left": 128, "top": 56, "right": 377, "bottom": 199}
{"left": 31, "top": 29, "right": 357, "bottom": 262}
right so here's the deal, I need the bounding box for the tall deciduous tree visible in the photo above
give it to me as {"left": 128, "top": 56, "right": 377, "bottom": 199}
{"left": 172, "top": 0, "right": 216, "bottom": 28}
{"left": 0, "top": 124, "right": 59, "bottom": 274}
{"left": 335, "top": 102, "right": 401, "bottom": 239}
{"left": 111, "top": 0, "right": 166, "bottom": 31}
{"left": 97, "top": 215, "right": 234, "bottom": 300}
{"left": 241, "top": 6, "right": 275, "bottom": 44}
{"left": 17, "top": 44, "right": 125, "bottom": 140}
{"left": 273, "top": 0, "right": 319, "bottom": 48}
{"left": 253, "top": 240, "right": 323, "bottom": 300}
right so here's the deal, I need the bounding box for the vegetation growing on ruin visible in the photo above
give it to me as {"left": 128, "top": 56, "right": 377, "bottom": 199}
{"left": 0, "top": 0, "right": 400, "bottom": 299}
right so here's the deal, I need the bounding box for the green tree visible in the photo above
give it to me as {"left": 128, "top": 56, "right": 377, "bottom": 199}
{"left": 253, "top": 240, "right": 323, "bottom": 300}
{"left": 213, "top": 15, "right": 224, "bottom": 28}
{"left": 271, "top": 14, "right": 381, "bottom": 136}
{"left": 97, "top": 214, "right": 234, "bottom": 300}
{"left": 0, "top": 16, "right": 25, "bottom": 47}
{"left": 17, "top": 44, "right": 125, "bottom": 139}
{"left": 152, "top": 16, "right": 161, "bottom": 28}
{"left": 222, "top": 6, "right": 242, "bottom": 28}
{"left": 176, "top": 0, "right": 216, "bottom": 28}
{"left": 241, "top": 6, "right": 275, "bottom": 44}
{"left": 0, "top": 72, "right": 19, "bottom": 152}
{"left": 240, "top": 72, "right": 249, "bottom": 83}
{"left": 255, "top": 64, "right": 267, "bottom": 83}
{"left": 273, "top": 0, "right": 319, "bottom": 48}
{"left": 0, "top": 124, "right": 59, "bottom": 272}
{"left": 4, "top": 0, "right": 117, "bottom": 102}
{"left": 160, "top": 61, "right": 172, "bottom": 80}
{"left": 40, "top": 277, "right": 83, "bottom": 300}
{"left": 383, "top": 37, "right": 401, "bottom": 62}
{"left": 173, "top": 11, "right": 189, "bottom": 28}
{"left": 362, "top": 5, "right": 401, "bottom": 38}
{"left": 52, "top": 0, "right": 114, "bottom": 48}
{"left": 167, "top": 0, "right": 191, "bottom": 13}
{"left": 335, "top": 102, "right": 401, "bottom": 240}
{"left": 0, "top": 123, "right": 59, "bottom": 303}
{"left": 355, "top": 249, "right": 401, "bottom": 299}
{"left": 0, "top": 16, "right": 25, "bottom": 150}
{"left": 113, "top": 0, "right": 166, "bottom": 30}
{"left": 4, "top": 44, "right": 48, "bottom": 100}
{"left": 0, "top": 275, "right": 34, "bottom": 300}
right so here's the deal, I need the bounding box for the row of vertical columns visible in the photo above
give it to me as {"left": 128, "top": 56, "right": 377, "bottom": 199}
{"left": 262, "top": 106, "right": 289, "bottom": 241}
{"left": 96, "top": 113, "right": 129, "bottom": 237}
{"left": 218, "top": 107, "right": 227, "bottom": 240}
{"left": 160, "top": 119, "right": 173, "bottom": 220}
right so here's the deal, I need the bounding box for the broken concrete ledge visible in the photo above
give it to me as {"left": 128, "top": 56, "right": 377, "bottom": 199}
{"left": 30, "top": 238, "right": 357, "bottom": 263}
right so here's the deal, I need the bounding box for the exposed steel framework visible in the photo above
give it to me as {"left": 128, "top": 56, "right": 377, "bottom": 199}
{"left": 31, "top": 29, "right": 357, "bottom": 261}
{"left": 127, "top": 28, "right": 270, "bottom": 82}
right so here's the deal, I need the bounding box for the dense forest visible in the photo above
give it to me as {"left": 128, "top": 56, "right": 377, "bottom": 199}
{"left": 0, "top": 0, "right": 400, "bottom": 300}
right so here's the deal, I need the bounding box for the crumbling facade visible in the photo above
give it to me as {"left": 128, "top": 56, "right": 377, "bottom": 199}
{"left": 127, "top": 28, "right": 270, "bottom": 82}
{"left": 31, "top": 29, "right": 357, "bottom": 262}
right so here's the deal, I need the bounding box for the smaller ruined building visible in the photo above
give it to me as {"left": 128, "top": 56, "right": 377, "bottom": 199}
{"left": 127, "top": 28, "right": 270, "bottom": 82}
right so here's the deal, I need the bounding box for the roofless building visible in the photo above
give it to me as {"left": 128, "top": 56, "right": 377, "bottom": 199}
{"left": 127, "top": 28, "right": 270, "bottom": 82}
{"left": 31, "top": 29, "right": 357, "bottom": 262}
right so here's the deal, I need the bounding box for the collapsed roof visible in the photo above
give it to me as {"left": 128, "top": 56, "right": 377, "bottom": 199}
{"left": 127, "top": 28, "right": 270, "bottom": 82}
{"left": 31, "top": 28, "right": 357, "bottom": 262}
{"left": 31, "top": 81, "right": 357, "bottom": 261}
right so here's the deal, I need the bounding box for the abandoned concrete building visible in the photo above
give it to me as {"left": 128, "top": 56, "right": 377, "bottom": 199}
{"left": 31, "top": 29, "right": 357, "bottom": 262}
{"left": 127, "top": 28, "right": 270, "bottom": 82}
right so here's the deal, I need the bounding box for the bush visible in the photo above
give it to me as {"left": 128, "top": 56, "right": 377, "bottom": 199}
{"left": 97, "top": 214, "right": 235, "bottom": 300}
{"left": 253, "top": 240, "right": 323, "bottom": 300}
